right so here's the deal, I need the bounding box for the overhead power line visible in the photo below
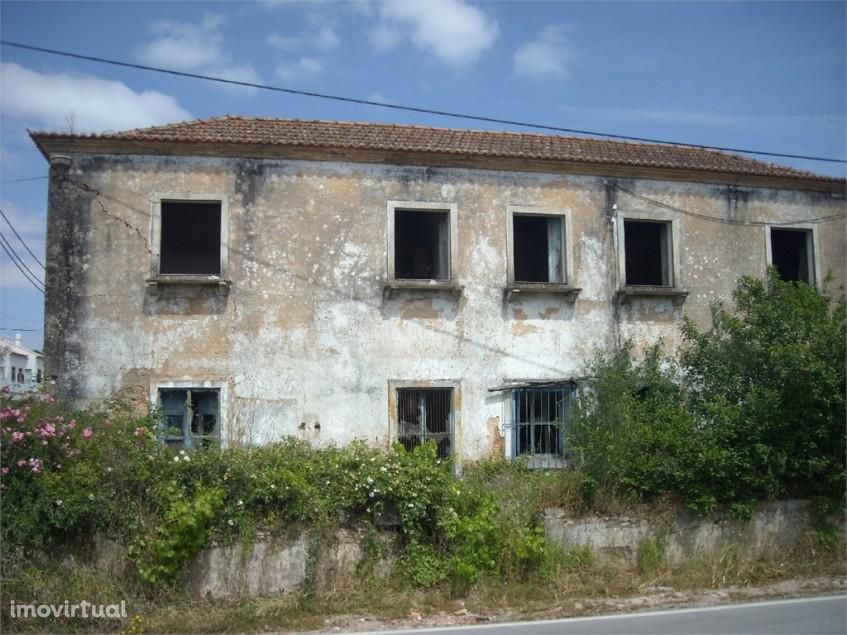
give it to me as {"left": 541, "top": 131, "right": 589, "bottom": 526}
{"left": 2, "top": 40, "right": 845, "bottom": 165}
{"left": 0, "top": 231, "right": 44, "bottom": 293}
{"left": 0, "top": 206, "right": 45, "bottom": 269}
{"left": 0, "top": 176, "right": 48, "bottom": 185}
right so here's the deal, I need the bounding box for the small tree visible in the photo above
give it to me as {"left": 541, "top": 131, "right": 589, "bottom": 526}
{"left": 681, "top": 271, "right": 846, "bottom": 510}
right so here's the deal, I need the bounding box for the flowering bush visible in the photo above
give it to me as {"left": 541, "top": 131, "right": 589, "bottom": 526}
{"left": 1, "top": 392, "right": 543, "bottom": 592}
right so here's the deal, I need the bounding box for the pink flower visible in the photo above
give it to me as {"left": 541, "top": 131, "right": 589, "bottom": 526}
{"left": 82, "top": 427, "right": 93, "bottom": 438}
{"left": 28, "top": 458, "right": 43, "bottom": 473}
{"left": 17, "top": 460, "right": 26, "bottom": 467}
{"left": 1, "top": 467, "right": 8, "bottom": 475}
{"left": 11, "top": 431, "right": 23, "bottom": 443}
{"left": 133, "top": 427, "right": 146, "bottom": 437}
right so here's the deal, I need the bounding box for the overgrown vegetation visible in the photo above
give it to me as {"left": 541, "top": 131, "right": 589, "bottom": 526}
{"left": 1, "top": 272, "right": 844, "bottom": 633}
{"left": 568, "top": 271, "right": 846, "bottom": 517}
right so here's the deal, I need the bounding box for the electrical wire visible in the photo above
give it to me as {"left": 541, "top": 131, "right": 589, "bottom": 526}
{"left": 2, "top": 40, "right": 845, "bottom": 165}
{"left": 614, "top": 184, "right": 847, "bottom": 227}
{"left": 0, "top": 231, "right": 44, "bottom": 292}
{"left": 0, "top": 176, "right": 48, "bottom": 185}
{"left": 0, "top": 206, "right": 45, "bottom": 269}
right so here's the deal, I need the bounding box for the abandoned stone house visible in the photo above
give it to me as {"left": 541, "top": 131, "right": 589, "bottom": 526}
{"left": 30, "top": 116, "right": 846, "bottom": 466}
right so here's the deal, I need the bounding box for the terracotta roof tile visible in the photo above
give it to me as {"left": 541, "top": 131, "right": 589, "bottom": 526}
{"left": 30, "top": 115, "right": 843, "bottom": 184}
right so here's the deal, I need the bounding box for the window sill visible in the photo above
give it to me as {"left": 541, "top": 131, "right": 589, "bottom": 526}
{"left": 383, "top": 279, "right": 463, "bottom": 300}
{"left": 146, "top": 275, "right": 231, "bottom": 295}
{"left": 616, "top": 286, "right": 688, "bottom": 303}
{"left": 517, "top": 454, "right": 567, "bottom": 469}
{"left": 504, "top": 283, "right": 581, "bottom": 301}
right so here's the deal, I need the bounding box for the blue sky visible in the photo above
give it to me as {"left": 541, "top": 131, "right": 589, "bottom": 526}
{"left": 1, "top": 0, "right": 845, "bottom": 350}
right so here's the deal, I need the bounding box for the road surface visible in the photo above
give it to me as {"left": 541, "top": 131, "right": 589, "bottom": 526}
{"left": 360, "top": 595, "right": 846, "bottom": 635}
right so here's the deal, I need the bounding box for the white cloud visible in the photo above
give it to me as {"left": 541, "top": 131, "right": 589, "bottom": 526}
{"left": 366, "top": 0, "right": 498, "bottom": 68}
{"left": 267, "top": 24, "right": 340, "bottom": 52}
{"left": 267, "top": 32, "right": 301, "bottom": 50}
{"left": 513, "top": 26, "right": 572, "bottom": 80}
{"left": 0, "top": 62, "right": 191, "bottom": 133}
{"left": 315, "top": 25, "right": 341, "bottom": 51}
{"left": 138, "top": 14, "right": 262, "bottom": 96}
{"left": 139, "top": 14, "right": 227, "bottom": 71}
{"left": 276, "top": 57, "right": 325, "bottom": 82}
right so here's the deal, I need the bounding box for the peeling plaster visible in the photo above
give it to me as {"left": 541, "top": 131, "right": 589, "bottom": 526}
{"left": 44, "top": 154, "right": 846, "bottom": 462}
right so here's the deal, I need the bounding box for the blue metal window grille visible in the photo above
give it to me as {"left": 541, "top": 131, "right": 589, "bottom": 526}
{"left": 159, "top": 388, "right": 220, "bottom": 448}
{"left": 512, "top": 384, "right": 573, "bottom": 457}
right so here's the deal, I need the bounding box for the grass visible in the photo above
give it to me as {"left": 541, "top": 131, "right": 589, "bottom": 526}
{"left": 2, "top": 524, "right": 843, "bottom": 634}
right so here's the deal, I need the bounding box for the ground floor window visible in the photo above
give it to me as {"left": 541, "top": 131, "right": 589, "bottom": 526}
{"left": 512, "top": 384, "right": 573, "bottom": 458}
{"left": 396, "top": 387, "right": 453, "bottom": 459}
{"left": 158, "top": 388, "right": 220, "bottom": 448}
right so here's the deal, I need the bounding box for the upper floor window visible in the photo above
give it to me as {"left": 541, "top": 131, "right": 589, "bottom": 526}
{"left": 151, "top": 194, "right": 229, "bottom": 280}
{"left": 160, "top": 201, "right": 221, "bottom": 275}
{"left": 388, "top": 201, "right": 457, "bottom": 282}
{"left": 507, "top": 206, "right": 571, "bottom": 285}
{"left": 769, "top": 227, "right": 815, "bottom": 284}
{"left": 623, "top": 219, "right": 673, "bottom": 286}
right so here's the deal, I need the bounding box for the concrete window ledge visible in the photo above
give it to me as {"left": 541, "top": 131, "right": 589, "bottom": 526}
{"left": 146, "top": 275, "right": 231, "bottom": 296}
{"left": 616, "top": 286, "right": 689, "bottom": 304}
{"left": 504, "top": 283, "right": 581, "bottom": 302}
{"left": 382, "top": 280, "right": 463, "bottom": 300}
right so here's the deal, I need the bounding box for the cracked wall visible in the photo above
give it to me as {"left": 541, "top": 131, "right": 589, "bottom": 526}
{"left": 44, "top": 154, "right": 847, "bottom": 462}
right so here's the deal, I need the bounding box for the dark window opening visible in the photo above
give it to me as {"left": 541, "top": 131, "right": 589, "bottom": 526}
{"left": 771, "top": 228, "right": 813, "bottom": 284}
{"left": 397, "top": 388, "right": 452, "bottom": 459}
{"left": 394, "top": 210, "right": 449, "bottom": 280}
{"left": 513, "top": 385, "right": 571, "bottom": 457}
{"left": 159, "top": 388, "right": 220, "bottom": 448}
{"left": 513, "top": 215, "right": 564, "bottom": 283}
{"left": 160, "top": 201, "right": 222, "bottom": 275}
{"left": 624, "top": 220, "right": 671, "bottom": 286}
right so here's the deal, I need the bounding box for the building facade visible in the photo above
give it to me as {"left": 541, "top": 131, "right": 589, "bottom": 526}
{"left": 1, "top": 334, "right": 44, "bottom": 395}
{"left": 31, "top": 117, "right": 846, "bottom": 465}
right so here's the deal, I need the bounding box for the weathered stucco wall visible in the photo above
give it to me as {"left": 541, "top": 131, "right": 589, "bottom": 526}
{"left": 44, "top": 154, "right": 846, "bottom": 461}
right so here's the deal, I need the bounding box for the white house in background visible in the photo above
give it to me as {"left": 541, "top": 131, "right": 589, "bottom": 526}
{"left": 1, "top": 334, "right": 44, "bottom": 395}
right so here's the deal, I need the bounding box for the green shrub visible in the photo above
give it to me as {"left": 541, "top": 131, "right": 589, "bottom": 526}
{"left": 567, "top": 272, "right": 845, "bottom": 514}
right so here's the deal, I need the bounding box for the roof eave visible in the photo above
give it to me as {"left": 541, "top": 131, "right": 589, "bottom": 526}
{"left": 29, "top": 134, "right": 846, "bottom": 195}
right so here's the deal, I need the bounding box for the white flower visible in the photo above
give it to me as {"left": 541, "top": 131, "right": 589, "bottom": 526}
{"left": 369, "top": 491, "right": 375, "bottom": 498}
{"left": 55, "top": 499, "right": 63, "bottom": 506}
{"left": 366, "top": 477, "right": 373, "bottom": 484}
{"left": 270, "top": 484, "right": 276, "bottom": 490}
{"left": 179, "top": 450, "right": 186, "bottom": 455}
{"left": 237, "top": 499, "right": 243, "bottom": 506}
{"left": 227, "top": 519, "right": 234, "bottom": 527}
{"left": 380, "top": 466, "right": 387, "bottom": 473}
{"left": 106, "top": 467, "right": 113, "bottom": 473}
{"left": 88, "top": 494, "right": 95, "bottom": 501}
{"left": 173, "top": 456, "right": 180, "bottom": 463}
{"left": 183, "top": 455, "right": 190, "bottom": 462}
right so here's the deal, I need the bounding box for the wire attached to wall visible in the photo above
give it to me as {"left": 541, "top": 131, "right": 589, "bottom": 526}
{"left": 614, "top": 184, "right": 847, "bottom": 227}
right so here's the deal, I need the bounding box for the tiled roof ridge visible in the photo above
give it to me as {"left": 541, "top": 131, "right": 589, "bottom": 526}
{"left": 28, "top": 115, "right": 844, "bottom": 184}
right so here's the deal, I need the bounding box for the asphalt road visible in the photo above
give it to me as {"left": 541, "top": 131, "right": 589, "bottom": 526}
{"left": 361, "top": 596, "right": 847, "bottom": 635}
